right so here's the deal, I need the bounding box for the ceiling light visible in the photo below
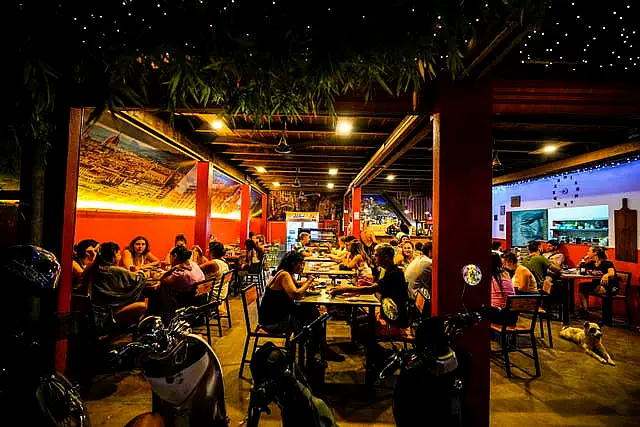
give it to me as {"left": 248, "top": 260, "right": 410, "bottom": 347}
{"left": 256, "top": 166, "right": 266, "bottom": 173}
{"left": 404, "top": 209, "right": 410, "bottom": 214}
{"left": 272, "top": 182, "right": 280, "bottom": 187}
{"left": 327, "top": 183, "right": 335, "bottom": 189}
{"left": 543, "top": 144, "right": 558, "bottom": 153}
{"left": 336, "top": 120, "right": 353, "bottom": 135}
{"left": 211, "top": 119, "right": 224, "bottom": 130}
{"left": 328, "top": 168, "right": 338, "bottom": 175}
{"left": 386, "top": 175, "right": 395, "bottom": 181}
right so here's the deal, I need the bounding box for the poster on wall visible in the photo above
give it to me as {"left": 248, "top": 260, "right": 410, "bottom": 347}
{"left": 511, "top": 209, "right": 548, "bottom": 247}
{"left": 269, "top": 191, "right": 341, "bottom": 221}
{"left": 250, "top": 189, "right": 262, "bottom": 218}
{"left": 77, "top": 121, "right": 198, "bottom": 215}
{"left": 209, "top": 171, "right": 241, "bottom": 218}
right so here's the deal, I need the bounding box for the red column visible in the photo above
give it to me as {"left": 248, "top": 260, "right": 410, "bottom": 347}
{"left": 261, "top": 193, "right": 268, "bottom": 236}
{"left": 431, "top": 83, "right": 492, "bottom": 427}
{"left": 194, "top": 162, "right": 212, "bottom": 251}
{"left": 55, "top": 108, "right": 83, "bottom": 373}
{"left": 240, "top": 184, "right": 250, "bottom": 249}
{"left": 352, "top": 187, "right": 361, "bottom": 239}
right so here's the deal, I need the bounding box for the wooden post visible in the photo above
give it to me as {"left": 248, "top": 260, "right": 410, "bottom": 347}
{"left": 240, "top": 184, "right": 250, "bottom": 249}
{"left": 431, "top": 82, "right": 492, "bottom": 427}
{"left": 351, "top": 187, "right": 361, "bottom": 239}
{"left": 261, "top": 193, "right": 268, "bottom": 236}
{"left": 194, "top": 162, "right": 212, "bottom": 252}
{"left": 54, "top": 108, "right": 83, "bottom": 373}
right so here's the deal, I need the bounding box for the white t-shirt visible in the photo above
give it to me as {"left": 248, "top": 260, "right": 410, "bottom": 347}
{"left": 405, "top": 254, "right": 432, "bottom": 299}
{"left": 208, "top": 259, "right": 230, "bottom": 300}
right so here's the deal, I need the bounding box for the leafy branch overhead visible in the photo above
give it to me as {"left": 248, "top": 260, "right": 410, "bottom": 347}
{"left": 6, "top": 0, "right": 543, "bottom": 154}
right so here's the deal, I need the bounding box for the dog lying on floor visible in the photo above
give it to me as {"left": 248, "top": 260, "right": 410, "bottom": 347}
{"left": 560, "top": 322, "right": 615, "bottom": 365}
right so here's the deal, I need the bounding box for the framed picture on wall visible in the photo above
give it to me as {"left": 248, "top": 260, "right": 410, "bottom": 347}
{"left": 510, "top": 196, "right": 521, "bottom": 208}
{"left": 493, "top": 214, "right": 498, "bottom": 221}
{"left": 500, "top": 205, "right": 506, "bottom": 215}
{"left": 499, "top": 224, "right": 504, "bottom": 232}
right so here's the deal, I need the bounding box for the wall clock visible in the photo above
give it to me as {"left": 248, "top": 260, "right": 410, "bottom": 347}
{"left": 552, "top": 175, "right": 580, "bottom": 207}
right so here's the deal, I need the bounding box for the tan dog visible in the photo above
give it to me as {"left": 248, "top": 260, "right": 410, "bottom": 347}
{"left": 560, "top": 322, "right": 615, "bottom": 365}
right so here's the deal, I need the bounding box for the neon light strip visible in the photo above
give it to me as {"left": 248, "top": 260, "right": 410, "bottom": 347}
{"left": 76, "top": 200, "right": 241, "bottom": 220}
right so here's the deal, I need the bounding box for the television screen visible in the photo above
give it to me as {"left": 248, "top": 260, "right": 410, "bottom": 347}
{"left": 511, "top": 209, "right": 548, "bottom": 247}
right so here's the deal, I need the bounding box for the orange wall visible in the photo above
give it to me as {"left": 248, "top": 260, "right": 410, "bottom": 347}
{"left": 560, "top": 244, "right": 640, "bottom": 323}
{"left": 75, "top": 211, "right": 254, "bottom": 258}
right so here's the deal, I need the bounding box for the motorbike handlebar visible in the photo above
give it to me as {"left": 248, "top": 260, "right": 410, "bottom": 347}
{"left": 290, "top": 313, "right": 330, "bottom": 345}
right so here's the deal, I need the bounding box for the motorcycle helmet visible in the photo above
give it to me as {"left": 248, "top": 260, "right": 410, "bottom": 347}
{"left": 0, "top": 245, "right": 61, "bottom": 327}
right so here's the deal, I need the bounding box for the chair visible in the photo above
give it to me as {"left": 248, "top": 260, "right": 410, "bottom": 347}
{"left": 377, "top": 288, "right": 431, "bottom": 346}
{"left": 588, "top": 271, "right": 632, "bottom": 326}
{"left": 201, "top": 270, "right": 234, "bottom": 341}
{"left": 239, "top": 283, "right": 291, "bottom": 379}
{"left": 537, "top": 294, "right": 554, "bottom": 348}
{"left": 239, "top": 258, "right": 267, "bottom": 304}
{"left": 490, "top": 295, "right": 542, "bottom": 378}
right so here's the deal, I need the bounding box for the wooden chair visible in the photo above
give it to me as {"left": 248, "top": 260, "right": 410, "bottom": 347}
{"left": 200, "top": 270, "right": 234, "bottom": 341}
{"left": 238, "top": 283, "right": 291, "bottom": 379}
{"left": 239, "top": 258, "right": 267, "bottom": 304}
{"left": 490, "top": 295, "right": 542, "bottom": 378}
{"left": 588, "top": 271, "right": 632, "bottom": 326}
{"left": 377, "top": 288, "right": 431, "bottom": 346}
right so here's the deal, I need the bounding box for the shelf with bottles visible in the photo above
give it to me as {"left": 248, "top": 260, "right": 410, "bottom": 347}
{"left": 550, "top": 219, "right": 609, "bottom": 246}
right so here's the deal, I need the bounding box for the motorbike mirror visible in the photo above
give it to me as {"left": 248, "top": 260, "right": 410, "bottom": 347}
{"left": 461, "top": 264, "right": 482, "bottom": 286}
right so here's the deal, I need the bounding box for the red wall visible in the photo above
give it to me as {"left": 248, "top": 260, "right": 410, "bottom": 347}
{"left": 560, "top": 244, "right": 640, "bottom": 324}
{"left": 268, "top": 221, "right": 287, "bottom": 244}
{"left": 75, "top": 211, "right": 251, "bottom": 258}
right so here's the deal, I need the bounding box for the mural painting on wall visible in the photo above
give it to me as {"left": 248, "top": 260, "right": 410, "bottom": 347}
{"left": 250, "top": 189, "right": 262, "bottom": 218}
{"left": 209, "top": 171, "right": 241, "bottom": 218}
{"left": 77, "top": 122, "right": 198, "bottom": 213}
{"left": 511, "top": 209, "right": 548, "bottom": 248}
{"left": 268, "top": 191, "right": 341, "bottom": 220}
{"left": 361, "top": 195, "right": 396, "bottom": 221}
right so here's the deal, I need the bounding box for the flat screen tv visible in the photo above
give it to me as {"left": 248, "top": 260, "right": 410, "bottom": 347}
{"left": 511, "top": 209, "right": 548, "bottom": 248}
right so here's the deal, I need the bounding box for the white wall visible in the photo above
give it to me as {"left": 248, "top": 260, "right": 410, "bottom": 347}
{"left": 492, "top": 158, "right": 640, "bottom": 248}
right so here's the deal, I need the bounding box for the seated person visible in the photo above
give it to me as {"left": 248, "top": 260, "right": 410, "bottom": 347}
{"left": 491, "top": 253, "right": 515, "bottom": 308}
{"left": 241, "top": 239, "right": 263, "bottom": 273}
{"left": 542, "top": 239, "right": 564, "bottom": 293}
{"left": 578, "top": 246, "right": 616, "bottom": 317}
{"left": 521, "top": 240, "right": 560, "bottom": 292}
{"left": 406, "top": 242, "right": 432, "bottom": 300}
{"left": 159, "top": 245, "right": 205, "bottom": 323}
{"left": 502, "top": 253, "right": 537, "bottom": 294}
{"left": 492, "top": 241, "right": 503, "bottom": 255}
{"left": 72, "top": 238, "right": 98, "bottom": 294}
{"left": 329, "top": 236, "right": 348, "bottom": 262}
{"left": 190, "top": 244, "right": 208, "bottom": 265}
{"left": 200, "top": 241, "right": 231, "bottom": 299}
{"left": 122, "top": 235, "right": 159, "bottom": 271}
{"left": 330, "top": 243, "right": 409, "bottom": 359}
{"left": 293, "top": 232, "right": 313, "bottom": 257}
{"left": 343, "top": 240, "right": 374, "bottom": 284}
{"left": 82, "top": 242, "right": 148, "bottom": 332}
{"left": 164, "top": 234, "right": 188, "bottom": 262}
{"left": 258, "top": 251, "right": 343, "bottom": 362}
{"left": 394, "top": 241, "right": 416, "bottom": 271}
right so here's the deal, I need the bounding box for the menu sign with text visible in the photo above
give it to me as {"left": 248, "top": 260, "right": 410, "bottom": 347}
{"left": 285, "top": 211, "right": 319, "bottom": 222}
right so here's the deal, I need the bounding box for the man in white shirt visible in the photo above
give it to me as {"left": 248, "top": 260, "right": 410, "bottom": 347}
{"left": 405, "top": 242, "right": 432, "bottom": 300}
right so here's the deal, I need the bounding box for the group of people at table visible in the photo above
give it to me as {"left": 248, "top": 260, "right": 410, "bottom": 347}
{"left": 491, "top": 239, "right": 619, "bottom": 319}
{"left": 70, "top": 233, "right": 267, "bottom": 332}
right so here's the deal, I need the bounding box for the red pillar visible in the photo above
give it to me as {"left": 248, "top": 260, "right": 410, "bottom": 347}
{"left": 55, "top": 108, "right": 83, "bottom": 373}
{"left": 261, "top": 193, "right": 268, "bottom": 236}
{"left": 194, "top": 162, "right": 212, "bottom": 251}
{"left": 431, "top": 83, "right": 492, "bottom": 427}
{"left": 352, "top": 187, "right": 361, "bottom": 239}
{"left": 240, "top": 184, "right": 250, "bottom": 249}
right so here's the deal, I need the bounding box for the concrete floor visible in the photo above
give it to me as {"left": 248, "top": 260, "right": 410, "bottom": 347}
{"left": 83, "top": 295, "right": 640, "bottom": 426}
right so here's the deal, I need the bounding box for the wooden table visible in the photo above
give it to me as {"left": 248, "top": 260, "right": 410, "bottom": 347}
{"left": 305, "top": 255, "right": 335, "bottom": 262}
{"left": 303, "top": 262, "right": 355, "bottom": 277}
{"left": 296, "top": 286, "right": 380, "bottom": 388}
{"left": 560, "top": 270, "right": 601, "bottom": 325}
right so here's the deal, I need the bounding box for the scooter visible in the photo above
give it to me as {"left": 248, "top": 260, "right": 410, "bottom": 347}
{"left": 246, "top": 313, "right": 338, "bottom": 427}
{"left": 0, "top": 245, "right": 90, "bottom": 426}
{"left": 378, "top": 263, "right": 487, "bottom": 427}
{"left": 111, "top": 304, "right": 228, "bottom": 426}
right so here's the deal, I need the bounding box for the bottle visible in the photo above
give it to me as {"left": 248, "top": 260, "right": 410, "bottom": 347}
{"left": 579, "top": 261, "right": 587, "bottom": 275}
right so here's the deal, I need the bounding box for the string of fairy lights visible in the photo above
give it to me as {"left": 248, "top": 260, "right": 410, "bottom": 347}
{"left": 518, "top": 1, "right": 638, "bottom": 73}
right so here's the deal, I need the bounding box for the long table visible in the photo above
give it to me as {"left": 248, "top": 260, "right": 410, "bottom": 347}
{"left": 303, "top": 261, "right": 355, "bottom": 277}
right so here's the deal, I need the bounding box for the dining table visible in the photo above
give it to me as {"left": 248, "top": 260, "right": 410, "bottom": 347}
{"left": 302, "top": 261, "right": 355, "bottom": 278}
{"left": 559, "top": 269, "right": 602, "bottom": 325}
{"left": 296, "top": 282, "right": 381, "bottom": 388}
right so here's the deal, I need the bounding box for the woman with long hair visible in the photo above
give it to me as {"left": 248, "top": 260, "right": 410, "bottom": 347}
{"left": 258, "top": 251, "right": 344, "bottom": 362}
{"left": 491, "top": 252, "right": 515, "bottom": 308}
{"left": 360, "top": 220, "right": 378, "bottom": 261}
{"left": 82, "top": 242, "right": 148, "bottom": 332}
{"left": 343, "top": 240, "right": 374, "bottom": 283}
{"left": 159, "top": 245, "right": 205, "bottom": 322}
{"left": 122, "top": 235, "right": 159, "bottom": 270}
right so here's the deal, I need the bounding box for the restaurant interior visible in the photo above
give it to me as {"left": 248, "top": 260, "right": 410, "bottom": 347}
{"left": 2, "top": 2, "right": 640, "bottom": 427}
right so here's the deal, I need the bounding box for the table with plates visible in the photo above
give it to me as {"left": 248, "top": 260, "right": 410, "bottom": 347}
{"left": 302, "top": 261, "right": 355, "bottom": 278}
{"left": 305, "top": 255, "right": 335, "bottom": 262}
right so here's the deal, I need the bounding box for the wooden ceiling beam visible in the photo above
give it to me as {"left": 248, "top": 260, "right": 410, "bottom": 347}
{"left": 237, "top": 159, "right": 363, "bottom": 165}
{"left": 493, "top": 140, "right": 640, "bottom": 185}
{"left": 229, "top": 154, "right": 369, "bottom": 161}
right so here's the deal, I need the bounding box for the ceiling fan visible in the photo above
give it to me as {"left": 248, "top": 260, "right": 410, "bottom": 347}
{"left": 274, "top": 116, "right": 293, "bottom": 154}
{"left": 291, "top": 168, "right": 302, "bottom": 188}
